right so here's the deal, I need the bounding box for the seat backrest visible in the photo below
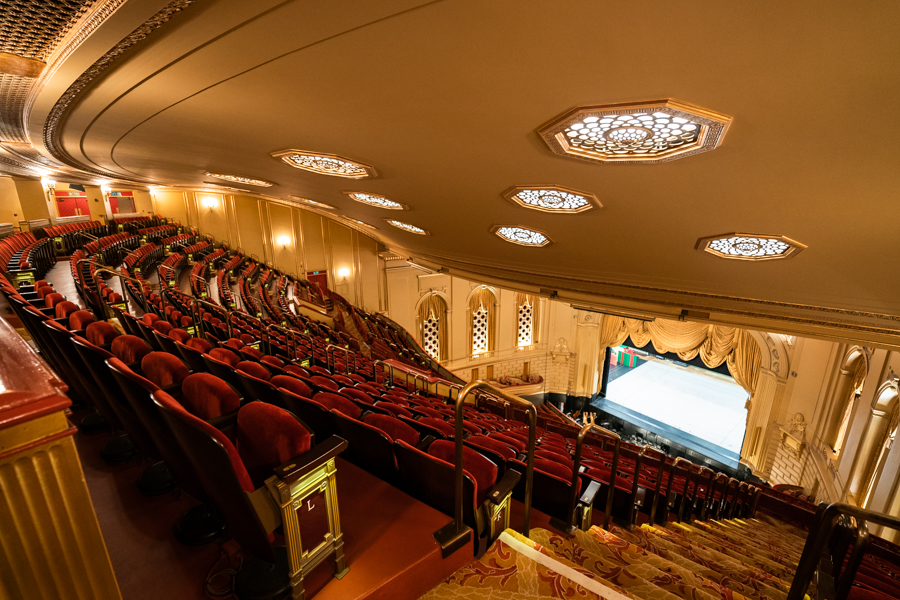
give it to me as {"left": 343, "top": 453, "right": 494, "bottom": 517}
{"left": 110, "top": 334, "right": 152, "bottom": 366}
{"left": 234, "top": 369, "right": 281, "bottom": 407}
{"left": 174, "top": 340, "right": 209, "bottom": 373}
{"left": 271, "top": 375, "right": 311, "bottom": 398}
{"left": 277, "top": 388, "right": 333, "bottom": 440}
{"left": 428, "top": 440, "right": 498, "bottom": 506}
{"left": 152, "top": 390, "right": 274, "bottom": 563}
{"left": 509, "top": 457, "right": 577, "bottom": 521}
{"left": 331, "top": 409, "right": 398, "bottom": 483}
{"left": 363, "top": 413, "right": 419, "bottom": 446}
{"left": 236, "top": 402, "right": 312, "bottom": 488}
{"left": 312, "top": 392, "right": 360, "bottom": 419}
{"left": 141, "top": 351, "right": 190, "bottom": 388}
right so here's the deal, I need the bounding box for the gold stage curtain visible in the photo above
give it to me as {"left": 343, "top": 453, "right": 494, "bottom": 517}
{"left": 515, "top": 292, "right": 542, "bottom": 345}
{"left": 470, "top": 287, "right": 497, "bottom": 352}
{"left": 418, "top": 293, "right": 448, "bottom": 361}
{"left": 596, "top": 314, "right": 762, "bottom": 394}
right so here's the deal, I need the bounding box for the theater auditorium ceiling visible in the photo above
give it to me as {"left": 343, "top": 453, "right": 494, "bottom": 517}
{"left": 3, "top": 0, "right": 900, "bottom": 345}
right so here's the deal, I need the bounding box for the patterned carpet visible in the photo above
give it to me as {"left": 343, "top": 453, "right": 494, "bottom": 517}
{"left": 419, "top": 516, "right": 810, "bottom": 600}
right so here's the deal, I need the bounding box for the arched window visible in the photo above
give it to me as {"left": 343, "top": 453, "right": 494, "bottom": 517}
{"left": 827, "top": 348, "right": 868, "bottom": 454}
{"left": 847, "top": 382, "right": 899, "bottom": 507}
{"left": 468, "top": 286, "right": 496, "bottom": 357}
{"left": 417, "top": 293, "right": 447, "bottom": 361}
{"left": 515, "top": 292, "right": 540, "bottom": 349}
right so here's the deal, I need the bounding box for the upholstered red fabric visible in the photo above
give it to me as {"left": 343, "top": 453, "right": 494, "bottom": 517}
{"left": 141, "top": 313, "right": 159, "bottom": 325}
{"left": 36, "top": 285, "right": 53, "bottom": 299}
{"left": 468, "top": 435, "right": 517, "bottom": 461}
{"left": 208, "top": 347, "right": 239, "bottom": 367}
{"left": 241, "top": 346, "right": 264, "bottom": 360}
{"left": 237, "top": 361, "right": 271, "bottom": 381}
{"left": 534, "top": 457, "right": 572, "bottom": 480}
{"left": 261, "top": 355, "right": 284, "bottom": 368}
{"left": 239, "top": 333, "right": 255, "bottom": 345}
{"left": 33, "top": 280, "right": 48, "bottom": 289}
{"left": 181, "top": 373, "right": 241, "bottom": 420}
{"left": 152, "top": 320, "right": 173, "bottom": 335}
{"left": 418, "top": 417, "right": 456, "bottom": 437}
{"left": 169, "top": 310, "right": 182, "bottom": 324}
{"left": 375, "top": 402, "right": 413, "bottom": 419}
{"left": 536, "top": 449, "right": 574, "bottom": 469}
{"left": 308, "top": 366, "right": 330, "bottom": 376}
{"left": 310, "top": 375, "right": 339, "bottom": 391}
{"left": 110, "top": 335, "right": 152, "bottom": 365}
{"left": 68, "top": 310, "right": 95, "bottom": 331}
{"left": 364, "top": 413, "right": 419, "bottom": 446}
{"left": 237, "top": 402, "right": 311, "bottom": 486}
{"left": 489, "top": 432, "right": 526, "bottom": 453}
{"left": 355, "top": 383, "right": 380, "bottom": 395}
{"left": 180, "top": 316, "right": 193, "bottom": 328}
{"left": 108, "top": 292, "right": 122, "bottom": 303}
{"left": 313, "top": 392, "right": 361, "bottom": 419}
{"left": 168, "top": 328, "right": 191, "bottom": 343}
{"left": 283, "top": 364, "right": 309, "bottom": 378}
{"left": 154, "top": 389, "right": 255, "bottom": 493}
{"left": 141, "top": 352, "right": 190, "bottom": 388}
{"left": 186, "top": 337, "right": 213, "bottom": 353}
{"left": 428, "top": 440, "right": 498, "bottom": 504}
{"left": 85, "top": 321, "right": 119, "bottom": 346}
{"left": 413, "top": 406, "right": 444, "bottom": 419}
{"left": 271, "top": 375, "right": 312, "bottom": 398}
{"left": 44, "top": 293, "right": 64, "bottom": 308}
{"left": 461, "top": 420, "right": 483, "bottom": 435}
{"left": 54, "top": 301, "right": 79, "bottom": 319}
{"left": 340, "top": 387, "right": 375, "bottom": 405}
{"left": 225, "top": 338, "right": 244, "bottom": 350}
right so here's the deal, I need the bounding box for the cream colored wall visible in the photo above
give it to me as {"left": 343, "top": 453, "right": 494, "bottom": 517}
{"left": 0, "top": 177, "right": 25, "bottom": 224}
{"left": 151, "top": 190, "right": 189, "bottom": 224}
{"left": 195, "top": 193, "right": 229, "bottom": 243}
{"left": 133, "top": 190, "right": 154, "bottom": 213}
{"left": 13, "top": 178, "right": 51, "bottom": 221}
{"left": 301, "top": 211, "right": 327, "bottom": 273}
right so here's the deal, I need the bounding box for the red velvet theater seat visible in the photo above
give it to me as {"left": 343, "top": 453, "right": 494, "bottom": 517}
{"left": 225, "top": 338, "right": 244, "bottom": 350}
{"left": 282, "top": 364, "right": 308, "bottom": 378}
{"left": 69, "top": 310, "right": 96, "bottom": 331}
{"left": 181, "top": 373, "right": 241, "bottom": 421}
{"left": 417, "top": 417, "right": 455, "bottom": 438}
{"left": 331, "top": 409, "right": 398, "bottom": 484}
{"left": 44, "top": 293, "right": 64, "bottom": 308}
{"left": 363, "top": 413, "right": 419, "bottom": 446}
{"left": 488, "top": 432, "right": 526, "bottom": 453}
{"left": 374, "top": 402, "right": 413, "bottom": 419}
{"left": 468, "top": 435, "right": 517, "bottom": 461}
{"left": 310, "top": 375, "right": 339, "bottom": 392}
{"left": 141, "top": 352, "right": 190, "bottom": 388}
{"left": 142, "top": 313, "right": 159, "bottom": 326}
{"left": 312, "top": 392, "right": 360, "bottom": 419}
{"left": 168, "top": 328, "right": 191, "bottom": 343}
{"left": 111, "top": 335, "right": 153, "bottom": 365}
{"left": 86, "top": 321, "right": 120, "bottom": 347}
{"left": 271, "top": 375, "right": 311, "bottom": 398}
{"left": 209, "top": 347, "right": 239, "bottom": 367}
{"left": 261, "top": 355, "right": 284, "bottom": 369}
{"left": 36, "top": 285, "right": 54, "bottom": 299}
{"left": 236, "top": 402, "right": 312, "bottom": 487}
{"left": 535, "top": 449, "right": 575, "bottom": 470}
{"left": 186, "top": 337, "right": 213, "bottom": 353}
{"left": 340, "top": 387, "right": 375, "bottom": 405}
{"left": 237, "top": 360, "right": 271, "bottom": 381}
{"left": 54, "top": 301, "right": 79, "bottom": 319}
{"left": 428, "top": 440, "right": 498, "bottom": 505}
{"left": 152, "top": 320, "right": 174, "bottom": 335}
{"left": 241, "top": 346, "right": 264, "bottom": 360}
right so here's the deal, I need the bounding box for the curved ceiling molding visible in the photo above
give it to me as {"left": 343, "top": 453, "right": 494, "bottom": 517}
{"left": 41, "top": 0, "right": 196, "bottom": 180}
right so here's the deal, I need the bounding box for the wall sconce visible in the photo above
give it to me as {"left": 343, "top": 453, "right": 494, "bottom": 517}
{"left": 100, "top": 185, "right": 111, "bottom": 195}
{"left": 277, "top": 235, "right": 291, "bottom": 247}
{"left": 40, "top": 178, "right": 56, "bottom": 192}
{"left": 201, "top": 196, "right": 218, "bottom": 210}
{"left": 337, "top": 267, "right": 350, "bottom": 279}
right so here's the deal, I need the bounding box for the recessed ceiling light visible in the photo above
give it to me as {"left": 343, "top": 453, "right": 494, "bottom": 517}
{"left": 341, "top": 216, "right": 376, "bottom": 229}
{"left": 205, "top": 172, "right": 274, "bottom": 187}
{"left": 538, "top": 99, "right": 731, "bottom": 164}
{"left": 271, "top": 149, "right": 377, "bottom": 179}
{"left": 385, "top": 219, "right": 429, "bottom": 235}
{"left": 290, "top": 196, "right": 335, "bottom": 210}
{"left": 695, "top": 233, "right": 806, "bottom": 261}
{"left": 502, "top": 185, "right": 600, "bottom": 214}
{"left": 344, "top": 191, "right": 407, "bottom": 210}
{"left": 492, "top": 225, "right": 552, "bottom": 247}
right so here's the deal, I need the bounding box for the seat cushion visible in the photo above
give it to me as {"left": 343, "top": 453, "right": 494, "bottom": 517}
{"left": 54, "top": 301, "right": 79, "bottom": 319}
{"left": 428, "top": 440, "right": 498, "bottom": 505}
{"left": 364, "top": 413, "right": 419, "bottom": 446}
{"left": 534, "top": 457, "right": 572, "bottom": 481}
{"left": 68, "top": 310, "right": 95, "bottom": 331}
{"left": 44, "top": 293, "right": 64, "bottom": 308}
{"left": 181, "top": 373, "right": 241, "bottom": 420}
{"left": 152, "top": 320, "right": 173, "bottom": 335}
{"left": 110, "top": 335, "right": 152, "bottom": 365}
{"left": 237, "top": 402, "right": 311, "bottom": 486}
{"left": 418, "top": 417, "right": 455, "bottom": 437}
{"left": 261, "top": 355, "right": 284, "bottom": 368}
{"left": 86, "top": 321, "right": 120, "bottom": 346}
{"left": 311, "top": 375, "right": 339, "bottom": 391}
{"left": 141, "top": 352, "right": 189, "bottom": 388}
{"left": 374, "top": 402, "right": 413, "bottom": 419}
{"left": 141, "top": 313, "right": 159, "bottom": 325}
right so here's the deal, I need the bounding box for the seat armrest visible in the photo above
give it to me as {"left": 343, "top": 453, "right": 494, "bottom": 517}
{"left": 275, "top": 435, "right": 348, "bottom": 485}
{"left": 578, "top": 479, "right": 603, "bottom": 507}
{"left": 488, "top": 468, "right": 521, "bottom": 505}
{"left": 416, "top": 434, "right": 436, "bottom": 451}
{"left": 208, "top": 409, "right": 239, "bottom": 433}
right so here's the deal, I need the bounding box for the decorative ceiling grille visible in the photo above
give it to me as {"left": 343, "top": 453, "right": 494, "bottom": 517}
{"left": 696, "top": 233, "right": 806, "bottom": 261}
{"left": 205, "top": 172, "right": 273, "bottom": 187}
{"left": 386, "top": 220, "right": 428, "bottom": 235}
{"left": 492, "top": 225, "right": 551, "bottom": 247}
{"left": 503, "top": 185, "right": 599, "bottom": 214}
{"left": 272, "top": 150, "right": 377, "bottom": 179}
{"left": 345, "top": 192, "right": 406, "bottom": 210}
{"left": 0, "top": 0, "right": 95, "bottom": 60}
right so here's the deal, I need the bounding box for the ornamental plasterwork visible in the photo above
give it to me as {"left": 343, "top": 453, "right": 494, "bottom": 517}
{"left": 290, "top": 196, "right": 335, "bottom": 210}
{"left": 538, "top": 99, "right": 732, "bottom": 164}
{"left": 696, "top": 233, "right": 806, "bottom": 261}
{"left": 205, "top": 172, "right": 274, "bottom": 187}
{"left": 344, "top": 192, "right": 407, "bottom": 210}
{"left": 502, "top": 185, "right": 599, "bottom": 214}
{"left": 271, "top": 149, "right": 377, "bottom": 179}
{"left": 491, "top": 225, "right": 551, "bottom": 247}
{"left": 386, "top": 219, "right": 428, "bottom": 235}
{"left": 340, "top": 216, "right": 376, "bottom": 229}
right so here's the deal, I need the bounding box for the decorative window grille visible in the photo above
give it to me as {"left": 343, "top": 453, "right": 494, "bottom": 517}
{"left": 423, "top": 316, "right": 440, "bottom": 359}
{"left": 518, "top": 301, "right": 534, "bottom": 347}
{"left": 472, "top": 308, "right": 488, "bottom": 355}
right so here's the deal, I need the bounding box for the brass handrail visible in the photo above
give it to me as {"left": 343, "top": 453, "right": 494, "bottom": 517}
{"left": 433, "top": 380, "right": 536, "bottom": 558}
{"left": 76, "top": 259, "right": 150, "bottom": 315}
{"left": 325, "top": 344, "right": 355, "bottom": 374}
{"left": 236, "top": 312, "right": 268, "bottom": 349}
{"left": 637, "top": 445, "right": 669, "bottom": 526}
{"left": 629, "top": 444, "right": 667, "bottom": 528}
{"left": 191, "top": 298, "right": 232, "bottom": 340}
{"left": 563, "top": 414, "right": 621, "bottom": 532}
{"left": 373, "top": 359, "right": 400, "bottom": 389}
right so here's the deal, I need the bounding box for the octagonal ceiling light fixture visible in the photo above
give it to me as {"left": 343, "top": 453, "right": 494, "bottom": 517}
{"left": 538, "top": 99, "right": 732, "bottom": 164}
{"left": 502, "top": 185, "right": 599, "bottom": 214}
{"left": 344, "top": 191, "right": 407, "bottom": 210}
{"left": 271, "top": 149, "right": 377, "bottom": 179}
{"left": 491, "top": 225, "right": 552, "bottom": 247}
{"left": 290, "top": 196, "right": 335, "bottom": 210}
{"left": 695, "top": 233, "right": 806, "bottom": 261}
{"left": 205, "top": 172, "right": 274, "bottom": 187}
{"left": 385, "top": 219, "right": 429, "bottom": 235}
{"left": 341, "top": 216, "right": 377, "bottom": 229}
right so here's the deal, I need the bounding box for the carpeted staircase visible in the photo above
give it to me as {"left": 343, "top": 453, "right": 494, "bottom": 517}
{"left": 419, "top": 516, "right": 818, "bottom": 600}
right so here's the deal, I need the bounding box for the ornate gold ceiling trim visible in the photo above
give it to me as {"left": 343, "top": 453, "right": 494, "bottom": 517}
{"left": 41, "top": 0, "right": 196, "bottom": 180}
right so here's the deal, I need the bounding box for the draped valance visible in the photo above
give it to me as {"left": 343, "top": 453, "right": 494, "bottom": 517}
{"left": 596, "top": 315, "right": 762, "bottom": 394}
